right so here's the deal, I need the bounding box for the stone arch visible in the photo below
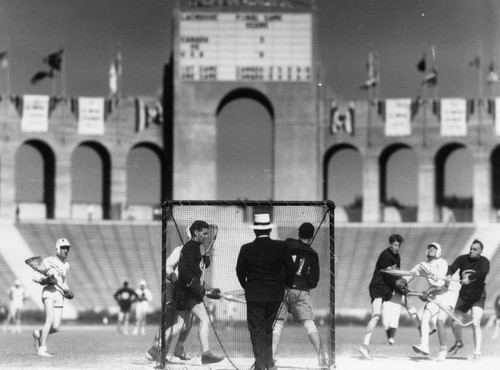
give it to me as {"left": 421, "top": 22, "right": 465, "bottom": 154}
{"left": 15, "top": 140, "right": 56, "bottom": 219}
{"left": 435, "top": 143, "right": 473, "bottom": 222}
{"left": 215, "top": 88, "right": 274, "bottom": 200}
{"left": 323, "top": 144, "right": 362, "bottom": 222}
{"left": 71, "top": 142, "right": 112, "bottom": 220}
{"left": 126, "top": 143, "right": 164, "bottom": 205}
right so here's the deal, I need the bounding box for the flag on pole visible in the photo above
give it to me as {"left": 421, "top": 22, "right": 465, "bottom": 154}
{"left": 422, "top": 67, "right": 438, "bottom": 87}
{"left": 417, "top": 54, "right": 426, "bottom": 72}
{"left": 43, "top": 49, "right": 64, "bottom": 71}
{"left": 0, "top": 51, "right": 8, "bottom": 69}
{"left": 109, "top": 52, "right": 122, "bottom": 96}
{"left": 31, "top": 70, "right": 54, "bottom": 85}
{"left": 360, "top": 52, "right": 379, "bottom": 89}
{"left": 487, "top": 61, "right": 499, "bottom": 85}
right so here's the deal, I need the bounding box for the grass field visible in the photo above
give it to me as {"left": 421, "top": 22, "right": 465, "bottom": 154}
{"left": 1, "top": 323, "right": 499, "bottom": 369}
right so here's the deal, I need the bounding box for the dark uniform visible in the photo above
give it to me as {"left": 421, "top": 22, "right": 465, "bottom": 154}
{"left": 114, "top": 284, "right": 138, "bottom": 313}
{"left": 369, "top": 248, "right": 401, "bottom": 302}
{"left": 176, "top": 239, "right": 205, "bottom": 311}
{"left": 236, "top": 235, "right": 295, "bottom": 370}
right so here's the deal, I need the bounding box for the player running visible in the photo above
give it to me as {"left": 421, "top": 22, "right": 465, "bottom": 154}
{"left": 447, "top": 239, "right": 490, "bottom": 361}
{"left": 132, "top": 280, "right": 153, "bottom": 335}
{"left": 31, "top": 238, "right": 74, "bottom": 357}
{"left": 359, "top": 234, "right": 409, "bottom": 360}
{"left": 397, "top": 242, "right": 452, "bottom": 361}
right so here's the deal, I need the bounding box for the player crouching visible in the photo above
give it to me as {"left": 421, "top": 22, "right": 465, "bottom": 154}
{"left": 31, "top": 238, "right": 74, "bottom": 357}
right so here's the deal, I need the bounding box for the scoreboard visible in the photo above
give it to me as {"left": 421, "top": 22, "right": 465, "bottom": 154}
{"left": 177, "top": 12, "right": 313, "bottom": 82}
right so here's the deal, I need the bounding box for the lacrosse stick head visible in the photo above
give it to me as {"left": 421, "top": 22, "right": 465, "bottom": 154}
{"left": 25, "top": 256, "right": 49, "bottom": 275}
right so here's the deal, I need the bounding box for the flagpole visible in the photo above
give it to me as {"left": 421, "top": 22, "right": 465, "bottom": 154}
{"left": 61, "top": 46, "right": 67, "bottom": 97}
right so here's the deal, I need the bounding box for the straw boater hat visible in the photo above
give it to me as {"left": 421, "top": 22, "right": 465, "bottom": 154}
{"left": 250, "top": 213, "right": 274, "bottom": 230}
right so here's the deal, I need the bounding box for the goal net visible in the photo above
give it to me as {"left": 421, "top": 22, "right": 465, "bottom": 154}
{"left": 158, "top": 200, "right": 336, "bottom": 369}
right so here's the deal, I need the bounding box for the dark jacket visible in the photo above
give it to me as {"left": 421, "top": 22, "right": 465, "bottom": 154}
{"left": 448, "top": 254, "right": 490, "bottom": 303}
{"left": 236, "top": 236, "right": 295, "bottom": 303}
{"left": 368, "top": 248, "right": 401, "bottom": 301}
{"left": 284, "top": 238, "right": 320, "bottom": 291}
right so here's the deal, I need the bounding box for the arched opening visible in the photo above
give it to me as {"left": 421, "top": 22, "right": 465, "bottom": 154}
{"left": 216, "top": 89, "right": 274, "bottom": 200}
{"left": 126, "top": 144, "right": 163, "bottom": 220}
{"left": 380, "top": 144, "right": 418, "bottom": 222}
{"left": 436, "top": 144, "right": 473, "bottom": 222}
{"left": 71, "top": 142, "right": 111, "bottom": 220}
{"left": 15, "top": 140, "right": 55, "bottom": 219}
{"left": 324, "top": 144, "right": 362, "bottom": 222}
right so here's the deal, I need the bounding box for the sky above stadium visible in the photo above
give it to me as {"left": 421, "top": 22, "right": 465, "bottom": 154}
{"left": 0, "top": 0, "right": 495, "bottom": 204}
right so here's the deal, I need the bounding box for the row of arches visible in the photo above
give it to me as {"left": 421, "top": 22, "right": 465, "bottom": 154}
{"left": 325, "top": 143, "right": 500, "bottom": 222}
{"left": 14, "top": 140, "right": 163, "bottom": 219}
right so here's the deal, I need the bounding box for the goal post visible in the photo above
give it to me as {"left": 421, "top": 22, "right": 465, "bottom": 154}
{"left": 159, "top": 200, "right": 336, "bottom": 369}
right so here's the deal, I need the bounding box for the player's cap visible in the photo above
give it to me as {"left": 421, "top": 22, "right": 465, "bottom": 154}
{"left": 298, "top": 222, "right": 315, "bottom": 239}
{"left": 427, "top": 242, "right": 442, "bottom": 258}
{"left": 56, "top": 238, "right": 71, "bottom": 248}
{"left": 14, "top": 279, "right": 21, "bottom": 286}
{"left": 139, "top": 280, "right": 146, "bottom": 286}
{"left": 250, "top": 213, "right": 274, "bottom": 230}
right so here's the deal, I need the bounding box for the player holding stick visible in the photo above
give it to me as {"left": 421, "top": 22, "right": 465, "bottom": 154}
{"left": 30, "top": 238, "right": 74, "bottom": 357}
{"left": 395, "top": 242, "right": 452, "bottom": 361}
{"left": 446, "top": 239, "right": 490, "bottom": 361}
{"left": 359, "top": 234, "right": 418, "bottom": 360}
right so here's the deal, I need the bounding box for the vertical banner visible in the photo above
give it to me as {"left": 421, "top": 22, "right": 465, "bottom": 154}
{"left": 440, "top": 98, "right": 467, "bottom": 136}
{"left": 384, "top": 99, "right": 411, "bottom": 136}
{"left": 495, "top": 97, "right": 500, "bottom": 135}
{"left": 21, "top": 95, "right": 49, "bottom": 132}
{"left": 78, "top": 97, "right": 105, "bottom": 135}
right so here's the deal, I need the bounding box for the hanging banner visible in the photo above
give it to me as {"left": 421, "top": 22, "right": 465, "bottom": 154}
{"left": 495, "top": 98, "right": 500, "bottom": 136}
{"left": 78, "top": 97, "right": 105, "bottom": 135}
{"left": 384, "top": 99, "right": 411, "bottom": 136}
{"left": 440, "top": 98, "right": 467, "bottom": 136}
{"left": 21, "top": 95, "right": 49, "bottom": 132}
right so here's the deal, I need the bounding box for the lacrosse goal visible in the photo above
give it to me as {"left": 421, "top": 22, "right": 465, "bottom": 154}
{"left": 158, "top": 200, "right": 336, "bottom": 369}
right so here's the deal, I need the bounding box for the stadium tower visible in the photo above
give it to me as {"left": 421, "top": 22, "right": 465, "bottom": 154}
{"left": 171, "top": 0, "right": 322, "bottom": 201}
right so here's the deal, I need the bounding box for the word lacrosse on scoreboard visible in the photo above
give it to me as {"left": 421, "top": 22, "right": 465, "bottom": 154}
{"left": 177, "top": 12, "right": 313, "bottom": 82}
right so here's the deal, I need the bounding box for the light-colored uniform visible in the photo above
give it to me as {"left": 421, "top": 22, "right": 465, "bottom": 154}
{"left": 32, "top": 256, "right": 70, "bottom": 308}
{"left": 8, "top": 285, "right": 26, "bottom": 314}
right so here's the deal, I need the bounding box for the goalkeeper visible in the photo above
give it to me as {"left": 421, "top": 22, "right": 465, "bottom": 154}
{"left": 272, "top": 223, "right": 328, "bottom": 367}
{"left": 31, "top": 238, "right": 74, "bottom": 357}
{"left": 398, "top": 242, "right": 452, "bottom": 362}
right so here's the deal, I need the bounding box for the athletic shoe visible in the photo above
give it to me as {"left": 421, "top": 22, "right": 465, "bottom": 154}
{"left": 448, "top": 340, "right": 464, "bottom": 355}
{"left": 201, "top": 352, "right": 224, "bottom": 365}
{"left": 388, "top": 338, "right": 395, "bottom": 345}
{"left": 37, "top": 347, "right": 54, "bottom": 357}
{"left": 412, "top": 344, "right": 430, "bottom": 356}
{"left": 358, "top": 345, "right": 373, "bottom": 360}
{"left": 145, "top": 346, "right": 159, "bottom": 362}
{"left": 174, "top": 348, "right": 191, "bottom": 361}
{"left": 436, "top": 348, "right": 447, "bottom": 362}
{"left": 467, "top": 353, "right": 481, "bottom": 362}
{"left": 32, "top": 330, "right": 41, "bottom": 351}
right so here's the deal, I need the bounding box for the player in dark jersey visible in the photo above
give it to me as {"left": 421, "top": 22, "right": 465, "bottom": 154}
{"left": 114, "top": 281, "right": 138, "bottom": 335}
{"left": 359, "top": 234, "right": 406, "bottom": 360}
{"left": 447, "top": 239, "right": 490, "bottom": 361}
{"left": 272, "top": 222, "right": 328, "bottom": 367}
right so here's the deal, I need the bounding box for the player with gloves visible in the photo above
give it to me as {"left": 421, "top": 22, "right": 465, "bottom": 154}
{"left": 400, "top": 242, "right": 452, "bottom": 361}
{"left": 31, "top": 238, "right": 73, "bottom": 357}
{"left": 146, "top": 221, "right": 223, "bottom": 365}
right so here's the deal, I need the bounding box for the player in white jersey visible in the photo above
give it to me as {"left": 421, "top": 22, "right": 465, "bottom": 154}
{"left": 132, "top": 280, "right": 153, "bottom": 335}
{"left": 397, "top": 242, "right": 452, "bottom": 361}
{"left": 3, "top": 279, "right": 26, "bottom": 334}
{"left": 31, "top": 238, "right": 74, "bottom": 357}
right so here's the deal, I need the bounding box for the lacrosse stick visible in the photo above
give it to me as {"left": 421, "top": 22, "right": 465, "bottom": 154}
{"left": 200, "top": 224, "right": 218, "bottom": 284}
{"left": 206, "top": 288, "right": 246, "bottom": 304}
{"left": 406, "top": 291, "right": 476, "bottom": 327}
{"left": 380, "top": 268, "right": 466, "bottom": 283}
{"left": 25, "top": 256, "right": 65, "bottom": 291}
